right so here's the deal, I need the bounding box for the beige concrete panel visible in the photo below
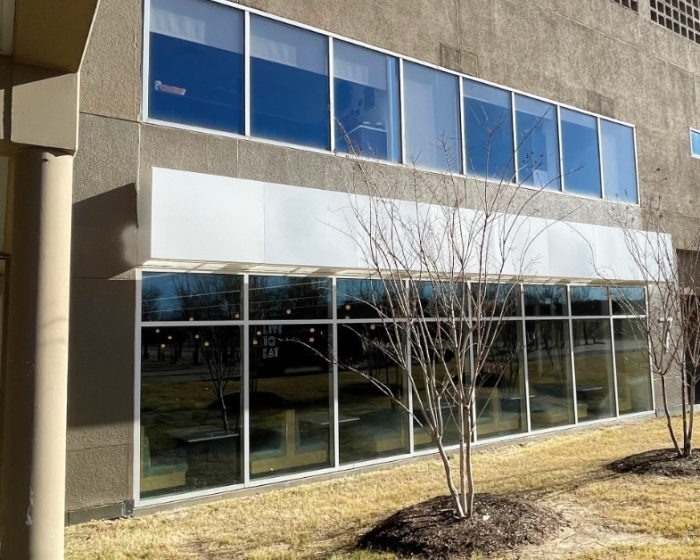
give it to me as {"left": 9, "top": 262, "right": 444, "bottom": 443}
{"left": 13, "top": 0, "right": 98, "bottom": 72}
{"left": 81, "top": 0, "right": 142, "bottom": 121}
{"left": 139, "top": 124, "right": 238, "bottom": 177}
{"left": 66, "top": 445, "right": 131, "bottom": 511}
{"left": 67, "top": 423, "right": 132, "bottom": 453}
{"left": 458, "top": 0, "right": 696, "bottom": 131}
{"left": 72, "top": 115, "right": 140, "bottom": 278}
{"left": 236, "top": 0, "right": 460, "bottom": 66}
{"left": 68, "top": 277, "right": 135, "bottom": 450}
{"left": 237, "top": 139, "right": 348, "bottom": 192}
{"left": 74, "top": 114, "right": 140, "bottom": 203}
{"left": 11, "top": 66, "right": 79, "bottom": 151}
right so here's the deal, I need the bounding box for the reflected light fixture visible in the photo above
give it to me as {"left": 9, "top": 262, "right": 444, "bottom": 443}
{"left": 309, "top": 337, "right": 315, "bottom": 343}
{"left": 155, "top": 328, "right": 160, "bottom": 333}
{"left": 286, "top": 309, "right": 292, "bottom": 315}
{"left": 345, "top": 304, "right": 351, "bottom": 310}
{"left": 310, "top": 327, "right": 315, "bottom": 333}
{"left": 204, "top": 341, "right": 210, "bottom": 347}
{"left": 252, "top": 339, "right": 258, "bottom": 345}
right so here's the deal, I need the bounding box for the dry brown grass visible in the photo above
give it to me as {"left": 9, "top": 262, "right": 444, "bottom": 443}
{"left": 66, "top": 413, "right": 700, "bottom": 559}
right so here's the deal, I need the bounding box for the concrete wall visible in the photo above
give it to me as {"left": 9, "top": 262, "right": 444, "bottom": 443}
{"left": 67, "top": 0, "right": 700, "bottom": 514}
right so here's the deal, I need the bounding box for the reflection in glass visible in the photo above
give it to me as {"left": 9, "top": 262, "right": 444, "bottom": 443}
{"left": 526, "top": 320, "right": 575, "bottom": 430}
{"left": 334, "top": 41, "right": 400, "bottom": 162}
{"left": 610, "top": 287, "right": 646, "bottom": 315}
{"left": 475, "top": 321, "right": 526, "bottom": 439}
{"left": 561, "top": 109, "right": 601, "bottom": 197}
{"left": 463, "top": 79, "right": 514, "bottom": 181}
{"left": 614, "top": 319, "right": 653, "bottom": 414}
{"left": 572, "top": 320, "right": 615, "bottom": 421}
{"left": 249, "top": 324, "right": 332, "bottom": 478}
{"left": 414, "top": 281, "right": 466, "bottom": 318}
{"left": 403, "top": 62, "right": 462, "bottom": 172}
{"left": 570, "top": 286, "right": 609, "bottom": 316}
{"left": 140, "top": 326, "right": 242, "bottom": 498}
{"left": 515, "top": 95, "right": 560, "bottom": 190}
{"left": 523, "top": 285, "right": 567, "bottom": 316}
{"left": 249, "top": 276, "right": 332, "bottom": 321}
{"left": 337, "top": 278, "right": 401, "bottom": 319}
{"left": 251, "top": 16, "right": 329, "bottom": 149}
{"left": 142, "top": 273, "right": 242, "bottom": 322}
{"left": 337, "top": 324, "right": 408, "bottom": 463}
{"left": 148, "top": 0, "right": 244, "bottom": 133}
{"left": 601, "top": 121, "right": 637, "bottom": 204}
{"left": 472, "top": 283, "right": 521, "bottom": 318}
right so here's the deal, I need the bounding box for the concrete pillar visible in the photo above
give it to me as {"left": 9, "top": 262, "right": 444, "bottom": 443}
{"left": 0, "top": 149, "right": 74, "bottom": 559}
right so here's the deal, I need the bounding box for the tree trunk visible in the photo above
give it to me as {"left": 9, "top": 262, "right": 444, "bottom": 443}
{"left": 436, "top": 438, "right": 465, "bottom": 518}
{"left": 660, "top": 375, "right": 681, "bottom": 455}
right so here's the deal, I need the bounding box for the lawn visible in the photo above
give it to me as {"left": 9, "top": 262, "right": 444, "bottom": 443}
{"left": 66, "top": 413, "right": 700, "bottom": 559}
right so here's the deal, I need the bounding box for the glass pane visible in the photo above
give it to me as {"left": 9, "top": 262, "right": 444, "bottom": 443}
{"left": 572, "top": 319, "right": 615, "bottom": 421}
{"left": 570, "top": 286, "right": 609, "bottom": 316}
{"left": 249, "top": 324, "right": 332, "bottom": 478}
{"left": 334, "top": 41, "right": 400, "bottom": 162}
{"left": 414, "top": 281, "right": 467, "bottom": 318}
{"left": 142, "top": 273, "right": 242, "bottom": 322}
{"left": 404, "top": 62, "right": 462, "bottom": 172}
{"left": 337, "top": 278, "right": 402, "bottom": 319}
{"left": 523, "top": 285, "right": 567, "bottom": 316}
{"left": 526, "top": 320, "right": 575, "bottom": 430}
{"left": 561, "top": 109, "right": 601, "bottom": 197}
{"left": 476, "top": 321, "right": 526, "bottom": 439}
{"left": 251, "top": 16, "right": 329, "bottom": 149}
{"left": 149, "top": 0, "right": 244, "bottom": 133}
{"left": 463, "top": 79, "right": 514, "bottom": 181}
{"left": 610, "top": 287, "right": 646, "bottom": 315}
{"left": 614, "top": 319, "right": 653, "bottom": 414}
{"left": 471, "top": 283, "right": 521, "bottom": 317}
{"left": 140, "top": 326, "right": 242, "bottom": 498}
{"left": 515, "top": 95, "right": 560, "bottom": 190}
{"left": 691, "top": 129, "right": 700, "bottom": 157}
{"left": 601, "top": 121, "right": 637, "bottom": 204}
{"left": 337, "top": 324, "right": 409, "bottom": 463}
{"left": 249, "top": 276, "right": 332, "bottom": 321}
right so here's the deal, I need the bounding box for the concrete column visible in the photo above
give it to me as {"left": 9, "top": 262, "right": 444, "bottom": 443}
{"left": 0, "top": 149, "right": 74, "bottom": 559}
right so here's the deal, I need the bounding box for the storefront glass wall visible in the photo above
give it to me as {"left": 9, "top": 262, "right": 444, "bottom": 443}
{"left": 139, "top": 275, "right": 653, "bottom": 500}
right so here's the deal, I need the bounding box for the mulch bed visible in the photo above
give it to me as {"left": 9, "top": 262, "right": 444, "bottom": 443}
{"left": 608, "top": 448, "right": 700, "bottom": 477}
{"left": 357, "top": 493, "right": 563, "bottom": 559}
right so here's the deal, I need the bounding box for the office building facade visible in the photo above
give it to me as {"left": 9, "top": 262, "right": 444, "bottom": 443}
{"left": 0, "top": 1, "right": 698, "bottom": 547}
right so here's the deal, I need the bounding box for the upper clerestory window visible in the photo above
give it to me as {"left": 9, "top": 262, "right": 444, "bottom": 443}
{"left": 251, "top": 17, "right": 330, "bottom": 150}
{"left": 144, "top": 0, "right": 640, "bottom": 205}
{"left": 690, "top": 129, "right": 700, "bottom": 158}
{"left": 333, "top": 41, "right": 401, "bottom": 162}
{"left": 149, "top": 0, "right": 244, "bottom": 134}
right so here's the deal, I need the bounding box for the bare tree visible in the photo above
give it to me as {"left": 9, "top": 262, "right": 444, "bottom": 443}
{"left": 607, "top": 185, "right": 698, "bottom": 457}
{"left": 325, "top": 123, "right": 571, "bottom": 518}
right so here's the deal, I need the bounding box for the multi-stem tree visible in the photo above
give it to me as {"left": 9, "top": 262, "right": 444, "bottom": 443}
{"left": 330, "top": 122, "right": 571, "bottom": 517}
{"left": 609, "top": 187, "right": 698, "bottom": 457}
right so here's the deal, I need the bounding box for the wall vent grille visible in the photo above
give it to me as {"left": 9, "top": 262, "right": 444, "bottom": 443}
{"left": 611, "top": 0, "right": 640, "bottom": 12}
{"left": 650, "top": 0, "right": 700, "bottom": 44}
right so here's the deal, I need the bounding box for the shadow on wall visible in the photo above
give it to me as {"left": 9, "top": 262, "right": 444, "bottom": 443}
{"left": 71, "top": 183, "right": 138, "bottom": 278}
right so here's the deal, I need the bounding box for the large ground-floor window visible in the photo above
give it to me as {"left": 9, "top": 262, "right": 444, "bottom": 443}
{"left": 138, "top": 273, "right": 653, "bottom": 500}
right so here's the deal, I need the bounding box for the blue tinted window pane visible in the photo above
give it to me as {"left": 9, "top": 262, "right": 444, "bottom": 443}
{"left": 515, "top": 96, "right": 560, "bottom": 190}
{"left": 251, "top": 17, "right": 329, "bottom": 149}
{"left": 334, "top": 41, "right": 400, "bottom": 162}
{"left": 601, "top": 121, "right": 637, "bottom": 204}
{"left": 149, "top": 0, "right": 244, "bottom": 133}
{"left": 463, "top": 80, "right": 514, "bottom": 181}
{"left": 404, "top": 62, "right": 462, "bottom": 172}
{"left": 561, "top": 109, "right": 601, "bottom": 197}
{"left": 692, "top": 130, "right": 700, "bottom": 156}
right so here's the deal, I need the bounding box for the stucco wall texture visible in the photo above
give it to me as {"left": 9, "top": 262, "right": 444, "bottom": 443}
{"left": 66, "top": 0, "right": 700, "bottom": 514}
